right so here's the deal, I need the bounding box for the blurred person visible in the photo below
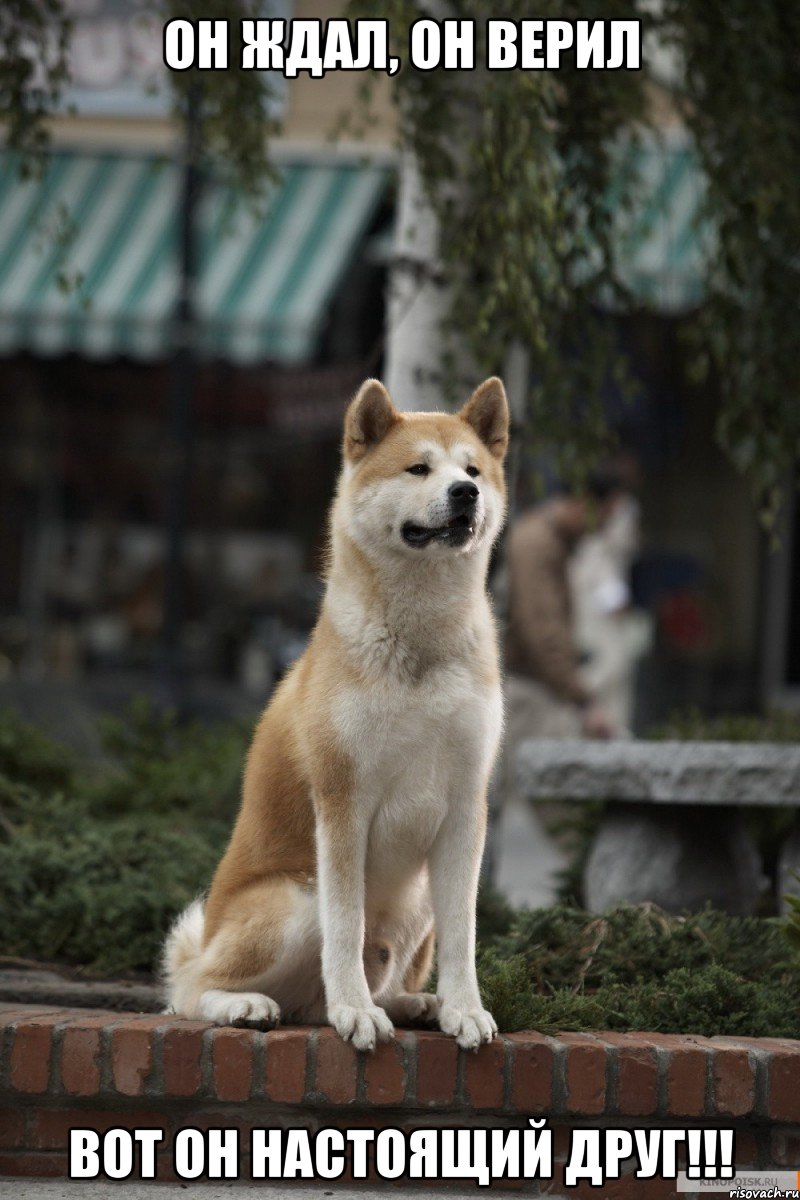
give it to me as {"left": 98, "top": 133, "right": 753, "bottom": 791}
{"left": 503, "top": 468, "right": 627, "bottom": 744}
{"left": 570, "top": 490, "right": 653, "bottom": 733}
{"left": 488, "top": 469, "right": 628, "bottom": 908}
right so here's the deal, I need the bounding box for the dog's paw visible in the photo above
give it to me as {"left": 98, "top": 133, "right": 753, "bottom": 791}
{"left": 199, "top": 989, "right": 281, "bottom": 1029}
{"left": 438, "top": 1002, "right": 497, "bottom": 1050}
{"left": 329, "top": 1003, "right": 394, "bottom": 1051}
{"left": 384, "top": 992, "right": 440, "bottom": 1025}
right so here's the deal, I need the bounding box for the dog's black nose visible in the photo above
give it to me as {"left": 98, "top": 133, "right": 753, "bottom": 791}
{"left": 448, "top": 480, "right": 479, "bottom": 508}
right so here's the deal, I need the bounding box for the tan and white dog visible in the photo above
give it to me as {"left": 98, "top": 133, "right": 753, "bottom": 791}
{"left": 163, "top": 376, "right": 509, "bottom": 1051}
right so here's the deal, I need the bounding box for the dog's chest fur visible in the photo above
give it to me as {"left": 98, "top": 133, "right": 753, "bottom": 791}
{"left": 330, "top": 598, "right": 503, "bottom": 889}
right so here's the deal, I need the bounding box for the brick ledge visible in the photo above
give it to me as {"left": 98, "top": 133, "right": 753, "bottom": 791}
{"left": 2, "top": 1003, "right": 800, "bottom": 1190}
{"left": 2, "top": 1002, "right": 799, "bottom": 1120}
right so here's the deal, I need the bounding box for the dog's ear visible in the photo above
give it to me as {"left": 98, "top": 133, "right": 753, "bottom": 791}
{"left": 459, "top": 377, "right": 509, "bottom": 460}
{"left": 344, "top": 379, "right": 400, "bottom": 462}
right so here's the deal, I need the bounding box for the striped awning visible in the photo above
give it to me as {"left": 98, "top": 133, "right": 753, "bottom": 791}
{"left": 610, "top": 134, "right": 711, "bottom": 312}
{"left": 0, "top": 152, "right": 389, "bottom": 364}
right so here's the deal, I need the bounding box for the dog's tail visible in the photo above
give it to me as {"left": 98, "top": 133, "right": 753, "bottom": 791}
{"left": 161, "top": 898, "right": 205, "bottom": 1014}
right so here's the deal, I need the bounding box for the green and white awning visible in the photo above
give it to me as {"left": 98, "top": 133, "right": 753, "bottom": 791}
{"left": 610, "top": 134, "right": 711, "bottom": 312}
{"left": 0, "top": 152, "right": 389, "bottom": 363}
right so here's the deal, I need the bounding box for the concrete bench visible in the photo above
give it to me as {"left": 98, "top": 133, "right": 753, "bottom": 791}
{"left": 516, "top": 739, "right": 800, "bottom": 914}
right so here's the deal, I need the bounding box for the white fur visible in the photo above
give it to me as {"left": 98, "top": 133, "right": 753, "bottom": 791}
{"left": 163, "top": 397, "right": 506, "bottom": 1052}
{"left": 315, "top": 431, "right": 504, "bottom": 1049}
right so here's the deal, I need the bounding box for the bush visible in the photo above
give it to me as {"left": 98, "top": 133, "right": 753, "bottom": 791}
{"left": 2, "top": 706, "right": 799, "bottom": 1037}
{"left": 0, "top": 708, "right": 74, "bottom": 792}
{"left": 475, "top": 896, "right": 800, "bottom": 1037}
{"left": 0, "top": 701, "right": 247, "bottom": 974}
{"left": 648, "top": 707, "right": 800, "bottom": 743}
{"left": 89, "top": 697, "right": 248, "bottom": 819}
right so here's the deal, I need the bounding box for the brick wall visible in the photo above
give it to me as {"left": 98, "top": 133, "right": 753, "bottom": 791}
{"left": 1, "top": 1003, "right": 799, "bottom": 1195}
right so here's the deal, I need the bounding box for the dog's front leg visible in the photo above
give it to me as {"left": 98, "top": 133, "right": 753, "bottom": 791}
{"left": 428, "top": 794, "right": 497, "bottom": 1050}
{"left": 316, "top": 809, "right": 394, "bottom": 1051}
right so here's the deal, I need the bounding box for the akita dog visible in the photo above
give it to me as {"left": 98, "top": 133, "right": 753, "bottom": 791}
{"left": 163, "top": 376, "right": 509, "bottom": 1051}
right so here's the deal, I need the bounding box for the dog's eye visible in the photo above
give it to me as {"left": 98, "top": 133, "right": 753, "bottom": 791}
{"left": 406, "top": 463, "right": 430, "bottom": 476}
{"left": 466, "top": 465, "right": 480, "bottom": 478}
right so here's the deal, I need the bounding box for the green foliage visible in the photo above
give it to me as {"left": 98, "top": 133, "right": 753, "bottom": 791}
{"left": 0, "top": 702, "right": 247, "bottom": 974}
{"left": 350, "top": 0, "right": 800, "bottom": 515}
{"left": 649, "top": 706, "right": 800, "bottom": 744}
{"left": 493, "top": 903, "right": 794, "bottom": 988}
{"left": 0, "top": 707, "right": 74, "bottom": 791}
{"left": 660, "top": 0, "right": 800, "bottom": 528}
{"left": 477, "top": 902, "right": 800, "bottom": 1037}
{"left": 785, "top": 874, "right": 800, "bottom": 954}
{"left": 0, "top": 811, "right": 223, "bottom": 974}
{"left": 5, "top": 2, "right": 799, "bottom": 512}
{"left": 159, "top": 0, "right": 280, "bottom": 198}
{"left": 475, "top": 880, "right": 517, "bottom": 941}
{"left": 0, "top": 0, "right": 71, "bottom": 163}
{"left": 351, "top": 0, "right": 647, "bottom": 483}
{"left": 90, "top": 696, "right": 247, "bottom": 819}
{"left": 3, "top": 707, "right": 800, "bottom": 1035}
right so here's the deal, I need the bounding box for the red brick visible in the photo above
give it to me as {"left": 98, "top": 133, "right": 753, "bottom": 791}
{"left": 0, "top": 1107, "right": 26, "bottom": 1149}
{"left": 211, "top": 1027, "right": 254, "bottom": 1102}
{"left": 10, "top": 1018, "right": 60, "bottom": 1093}
{"left": 508, "top": 1033, "right": 555, "bottom": 1114}
{"left": 660, "top": 1039, "right": 708, "bottom": 1118}
{"left": 545, "top": 1160, "right": 675, "bottom": 1200}
{"left": 734, "top": 1129, "right": 759, "bottom": 1167}
{"left": 770, "top": 1127, "right": 800, "bottom": 1167}
{"left": 602, "top": 1034, "right": 659, "bottom": 1116}
{"left": 264, "top": 1029, "right": 308, "bottom": 1103}
{"left": 552, "top": 1124, "right": 571, "bottom": 1162}
{"left": 560, "top": 1175, "right": 679, "bottom": 1200}
{"left": 486, "top": 1175, "right": 525, "bottom": 1193}
{"left": 110, "top": 1023, "right": 158, "bottom": 1096}
{"left": 569, "top": 1176, "right": 647, "bottom": 1200}
{"left": 0, "top": 1151, "right": 68, "bottom": 1178}
{"left": 562, "top": 1032, "right": 606, "bottom": 1115}
{"left": 415, "top": 1032, "right": 458, "bottom": 1106}
{"left": 162, "top": 1022, "right": 207, "bottom": 1097}
{"left": 60, "top": 1026, "right": 105, "bottom": 1097}
{"left": 713, "top": 1047, "right": 755, "bottom": 1117}
{"left": 0, "top": 1006, "right": 64, "bottom": 1025}
{"left": 768, "top": 1047, "right": 800, "bottom": 1122}
{"left": 638, "top": 1178, "right": 680, "bottom": 1200}
{"left": 463, "top": 1035, "right": 505, "bottom": 1110}
{"left": 363, "top": 1035, "right": 407, "bottom": 1105}
{"left": 314, "top": 1029, "right": 358, "bottom": 1104}
{"left": 30, "top": 1108, "right": 167, "bottom": 1150}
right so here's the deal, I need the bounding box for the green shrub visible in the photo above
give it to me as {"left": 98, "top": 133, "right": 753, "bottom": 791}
{"left": 2, "top": 705, "right": 800, "bottom": 1038}
{"left": 648, "top": 707, "right": 800, "bottom": 743}
{"left": 0, "top": 707, "right": 74, "bottom": 791}
{"left": 0, "top": 812, "right": 226, "bottom": 974}
{"left": 0, "top": 701, "right": 246, "bottom": 974}
{"left": 475, "top": 901, "right": 800, "bottom": 1037}
{"left": 89, "top": 697, "right": 248, "bottom": 819}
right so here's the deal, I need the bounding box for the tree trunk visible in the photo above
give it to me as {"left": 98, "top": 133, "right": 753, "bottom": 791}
{"left": 383, "top": 151, "right": 452, "bottom": 412}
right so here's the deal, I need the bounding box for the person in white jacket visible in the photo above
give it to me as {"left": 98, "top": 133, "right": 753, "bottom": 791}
{"left": 570, "top": 492, "right": 652, "bottom": 734}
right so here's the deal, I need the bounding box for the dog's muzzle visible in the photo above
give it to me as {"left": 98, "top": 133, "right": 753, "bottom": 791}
{"left": 401, "top": 482, "right": 480, "bottom": 548}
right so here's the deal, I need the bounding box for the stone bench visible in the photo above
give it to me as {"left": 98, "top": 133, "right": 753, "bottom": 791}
{"left": 516, "top": 740, "right": 800, "bottom": 914}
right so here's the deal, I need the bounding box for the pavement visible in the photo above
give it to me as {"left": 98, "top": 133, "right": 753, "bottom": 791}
{"left": 493, "top": 795, "right": 566, "bottom": 909}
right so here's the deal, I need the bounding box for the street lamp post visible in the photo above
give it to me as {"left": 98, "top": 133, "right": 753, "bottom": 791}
{"left": 160, "top": 82, "right": 203, "bottom": 714}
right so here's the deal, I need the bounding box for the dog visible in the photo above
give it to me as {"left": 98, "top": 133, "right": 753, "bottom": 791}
{"left": 163, "top": 376, "right": 509, "bottom": 1051}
